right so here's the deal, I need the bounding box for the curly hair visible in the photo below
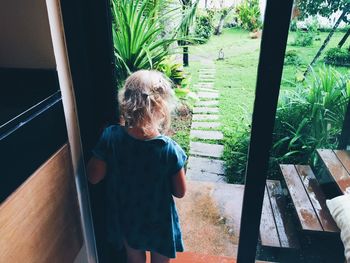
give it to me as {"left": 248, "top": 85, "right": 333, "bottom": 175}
{"left": 119, "top": 70, "right": 174, "bottom": 135}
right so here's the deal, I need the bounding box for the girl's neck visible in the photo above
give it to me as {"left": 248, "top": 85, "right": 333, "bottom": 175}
{"left": 125, "top": 126, "right": 160, "bottom": 140}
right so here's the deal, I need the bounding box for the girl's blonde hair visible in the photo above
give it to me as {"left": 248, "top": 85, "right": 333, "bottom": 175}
{"left": 119, "top": 70, "right": 174, "bottom": 135}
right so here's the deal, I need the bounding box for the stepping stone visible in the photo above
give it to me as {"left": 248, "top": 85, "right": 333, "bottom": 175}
{"left": 198, "top": 74, "right": 215, "bottom": 77}
{"left": 192, "top": 114, "right": 219, "bottom": 121}
{"left": 198, "top": 88, "right": 217, "bottom": 93}
{"left": 199, "top": 73, "right": 215, "bottom": 76}
{"left": 194, "top": 83, "right": 214, "bottom": 88}
{"left": 191, "top": 122, "right": 221, "bottom": 129}
{"left": 190, "top": 130, "right": 223, "bottom": 140}
{"left": 187, "top": 156, "right": 225, "bottom": 175}
{"left": 197, "top": 92, "right": 219, "bottom": 99}
{"left": 190, "top": 142, "right": 224, "bottom": 158}
{"left": 198, "top": 73, "right": 215, "bottom": 77}
{"left": 200, "top": 79, "right": 215, "bottom": 83}
{"left": 198, "top": 76, "right": 215, "bottom": 79}
{"left": 193, "top": 107, "right": 219, "bottom": 114}
{"left": 199, "top": 72, "right": 215, "bottom": 76}
{"left": 199, "top": 69, "right": 215, "bottom": 72}
{"left": 196, "top": 100, "right": 219, "bottom": 106}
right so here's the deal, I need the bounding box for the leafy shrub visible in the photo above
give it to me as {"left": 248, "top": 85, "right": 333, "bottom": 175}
{"left": 292, "top": 30, "right": 314, "bottom": 46}
{"left": 194, "top": 11, "right": 214, "bottom": 43}
{"left": 236, "top": 0, "right": 262, "bottom": 32}
{"left": 223, "top": 115, "right": 251, "bottom": 184}
{"left": 324, "top": 47, "right": 350, "bottom": 66}
{"left": 223, "top": 66, "right": 350, "bottom": 183}
{"left": 284, "top": 50, "right": 302, "bottom": 66}
{"left": 157, "top": 57, "right": 185, "bottom": 87}
{"left": 273, "top": 66, "right": 350, "bottom": 167}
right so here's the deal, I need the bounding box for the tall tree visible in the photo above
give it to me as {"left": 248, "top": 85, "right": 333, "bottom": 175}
{"left": 214, "top": 6, "right": 235, "bottom": 35}
{"left": 298, "top": 0, "right": 350, "bottom": 76}
{"left": 338, "top": 27, "right": 350, "bottom": 48}
{"left": 304, "top": 7, "right": 349, "bottom": 76}
{"left": 297, "top": 0, "right": 348, "bottom": 19}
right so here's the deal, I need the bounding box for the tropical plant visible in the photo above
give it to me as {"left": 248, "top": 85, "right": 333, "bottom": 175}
{"left": 111, "top": 0, "right": 198, "bottom": 81}
{"left": 157, "top": 56, "right": 185, "bottom": 87}
{"left": 236, "top": 0, "right": 262, "bottom": 32}
{"left": 273, "top": 66, "right": 350, "bottom": 166}
{"left": 223, "top": 66, "right": 350, "bottom": 183}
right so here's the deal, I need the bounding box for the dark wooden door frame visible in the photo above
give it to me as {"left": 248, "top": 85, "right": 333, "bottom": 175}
{"left": 58, "top": 0, "right": 296, "bottom": 262}
{"left": 236, "top": 0, "right": 294, "bottom": 262}
{"left": 59, "top": 0, "right": 117, "bottom": 262}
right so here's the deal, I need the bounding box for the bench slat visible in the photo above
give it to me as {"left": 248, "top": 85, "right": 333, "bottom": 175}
{"left": 260, "top": 186, "right": 281, "bottom": 247}
{"left": 334, "top": 150, "right": 350, "bottom": 175}
{"left": 317, "top": 149, "right": 350, "bottom": 194}
{"left": 266, "top": 180, "right": 299, "bottom": 248}
{"left": 295, "top": 165, "right": 339, "bottom": 233}
{"left": 280, "top": 165, "right": 323, "bottom": 231}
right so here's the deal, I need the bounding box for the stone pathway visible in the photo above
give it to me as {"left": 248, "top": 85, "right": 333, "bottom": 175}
{"left": 186, "top": 63, "right": 226, "bottom": 184}
{"left": 176, "top": 61, "right": 242, "bottom": 258}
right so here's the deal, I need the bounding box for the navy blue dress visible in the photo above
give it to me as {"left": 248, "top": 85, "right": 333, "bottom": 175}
{"left": 92, "top": 125, "right": 186, "bottom": 258}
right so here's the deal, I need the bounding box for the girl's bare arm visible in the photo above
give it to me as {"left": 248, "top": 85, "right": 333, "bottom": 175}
{"left": 172, "top": 168, "right": 186, "bottom": 198}
{"left": 87, "top": 157, "right": 106, "bottom": 184}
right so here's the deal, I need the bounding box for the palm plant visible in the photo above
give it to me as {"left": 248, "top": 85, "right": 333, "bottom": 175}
{"left": 111, "top": 0, "right": 198, "bottom": 81}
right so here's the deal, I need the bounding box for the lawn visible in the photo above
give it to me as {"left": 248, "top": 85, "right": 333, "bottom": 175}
{"left": 184, "top": 27, "right": 350, "bottom": 182}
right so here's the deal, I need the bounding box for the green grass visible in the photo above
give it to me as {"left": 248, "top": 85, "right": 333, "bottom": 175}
{"left": 282, "top": 31, "right": 349, "bottom": 90}
{"left": 184, "top": 27, "right": 349, "bottom": 182}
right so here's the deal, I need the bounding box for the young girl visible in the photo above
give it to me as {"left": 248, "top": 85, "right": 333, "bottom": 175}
{"left": 87, "top": 70, "right": 187, "bottom": 263}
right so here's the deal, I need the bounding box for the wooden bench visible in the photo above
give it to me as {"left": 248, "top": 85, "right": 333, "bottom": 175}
{"left": 259, "top": 180, "right": 299, "bottom": 248}
{"left": 280, "top": 164, "right": 339, "bottom": 233}
{"left": 317, "top": 149, "right": 350, "bottom": 195}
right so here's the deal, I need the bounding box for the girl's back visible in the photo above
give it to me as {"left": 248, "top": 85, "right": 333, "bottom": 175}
{"left": 88, "top": 70, "right": 187, "bottom": 262}
{"left": 93, "top": 125, "right": 186, "bottom": 258}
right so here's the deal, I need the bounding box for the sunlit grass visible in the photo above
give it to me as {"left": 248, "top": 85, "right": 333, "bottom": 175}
{"left": 184, "top": 27, "right": 349, "bottom": 181}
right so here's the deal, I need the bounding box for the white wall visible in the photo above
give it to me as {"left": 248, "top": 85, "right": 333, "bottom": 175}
{"left": 0, "top": 0, "right": 55, "bottom": 69}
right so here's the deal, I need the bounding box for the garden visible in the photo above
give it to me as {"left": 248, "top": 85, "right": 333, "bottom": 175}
{"left": 112, "top": 0, "right": 350, "bottom": 183}
{"left": 111, "top": 0, "right": 350, "bottom": 259}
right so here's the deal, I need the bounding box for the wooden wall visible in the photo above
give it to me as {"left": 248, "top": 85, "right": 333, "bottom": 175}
{"left": 0, "top": 144, "right": 83, "bottom": 263}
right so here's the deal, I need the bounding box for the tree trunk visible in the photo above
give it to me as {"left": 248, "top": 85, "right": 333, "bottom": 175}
{"left": 183, "top": 46, "right": 189, "bottom": 67}
{"left": 338, "top": 27, "right": 350, "bottom": 48}
{"left": 214, "top": 6, "right": 234, "bottom": 36}
{"left": 214, "top": 13, "right": 225, "bottom": 35}
{"left": 304, "top": 9, "right": 348, "bottom": 77}
{"left": 205, "top": 0, "right": 207, "bottom": 9}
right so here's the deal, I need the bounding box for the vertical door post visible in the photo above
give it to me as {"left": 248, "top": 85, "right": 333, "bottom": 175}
{"left": 45, "top": 1, "right": 98, "bottom": 262}
{"left": 236, "top": 0, "right": 293, "bottom": 262}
